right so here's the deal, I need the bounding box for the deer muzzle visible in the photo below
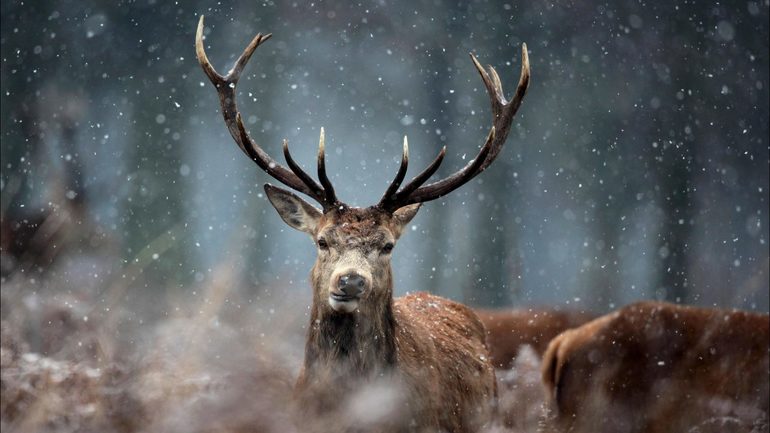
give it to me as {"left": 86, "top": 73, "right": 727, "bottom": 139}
{"left": 329, "top": 270, "right": 371, "bottom": 313}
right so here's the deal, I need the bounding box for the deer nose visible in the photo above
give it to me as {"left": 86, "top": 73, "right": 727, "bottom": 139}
{"left": 337, "top": 273, "right": 367, "bottom": 297}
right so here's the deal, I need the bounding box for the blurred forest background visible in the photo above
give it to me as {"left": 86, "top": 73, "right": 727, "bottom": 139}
{"left": 2, "top": 0, "right": 768, "bottom": 316}
{"left": 1, "top": 1, "right": 768, "bottom": 431}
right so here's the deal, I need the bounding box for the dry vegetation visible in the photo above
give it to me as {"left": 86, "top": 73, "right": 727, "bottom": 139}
{"left": 1, "top": 262, "right": 302, "bottom": 433}
{"left": 0, "top": 263, "right": 547, "bottom": 433}
{"left": 2, "top": 266, "right": 767, "bottom": 433}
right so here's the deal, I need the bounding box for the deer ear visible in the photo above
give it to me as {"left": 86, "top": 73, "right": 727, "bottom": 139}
{"left": 392, "top": 203, "right": 421, "bottom": 235}
{"left": 264, "top": 184, "right": 322, "bottom": 235}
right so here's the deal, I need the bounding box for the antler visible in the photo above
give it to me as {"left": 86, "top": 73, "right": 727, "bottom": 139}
{"left": 195, "top": 16, "right": 339, "bottom": 210}
{"left": 379, "top": 45, "right": 530, "bottom": 212}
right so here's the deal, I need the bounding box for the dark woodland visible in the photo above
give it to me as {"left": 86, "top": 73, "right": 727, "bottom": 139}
{"left": 1, "top": 1, "right": 768, "bottom": 432}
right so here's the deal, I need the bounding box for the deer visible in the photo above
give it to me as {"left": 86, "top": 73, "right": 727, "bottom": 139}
{"left": 541, "top": 301, "right": 770, "bottom": 433}
{"left": 475, "top": 307, "right": 595, "bottom": 368}
{"left": 473, "top": 308, "right": 594, "bottom": 430}
{"left": 195, "top": 15, "right": 530, "bottom": 433}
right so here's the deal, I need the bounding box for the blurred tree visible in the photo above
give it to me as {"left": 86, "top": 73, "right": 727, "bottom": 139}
{"left": 117, "top": 5, "right": 194, "bottom": 285}
{"left": 1, "top": 0, "right": 766, "bottom": 312}
{"left": 237, "top": 3, "right": 281, "bottom": 291}
{"left": 648, "top": 2, "right": 702, "bottom": 304}
{"left": 1, "top": 2, "right": 56, "bottom": 210}
{"left": 420, "top": 41, "right": 455, "bottom": 296}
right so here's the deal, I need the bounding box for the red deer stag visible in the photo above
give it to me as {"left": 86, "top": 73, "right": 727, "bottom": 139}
{"left": 195, "top": 16, "right": 530, "bottom": 433}
{"left": 475, "top": 307, "right": 595, "bottom": 368}
{"left": 541, "top": 301, "right": 770, "bottom": 433}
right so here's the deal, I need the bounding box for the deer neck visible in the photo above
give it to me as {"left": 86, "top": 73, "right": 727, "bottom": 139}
{"left": 303, "top": 281, "right": 397, "bottom": 379}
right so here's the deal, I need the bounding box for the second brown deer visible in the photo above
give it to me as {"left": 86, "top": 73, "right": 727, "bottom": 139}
{"left": 541, "top": 301, "right": 770, "bottom": 433}
{"left": 476, "top": 307, "right": 595, "bottom": 368}
{"left": 195, "top": 15, "right": 530, "bottom": 433}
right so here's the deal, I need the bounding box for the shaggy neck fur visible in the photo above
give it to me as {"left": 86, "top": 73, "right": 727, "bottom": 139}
{"left": 303, "top": 272, "right": 397, "bottom": 381}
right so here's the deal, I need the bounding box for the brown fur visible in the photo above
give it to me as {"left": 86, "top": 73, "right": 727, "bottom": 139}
{"left": 541, "top": 301, "right": 770, "bottom": 433}
{"left": 277, "top": 205, "right": 497, "bottom": 433}
{"left": 475, "top": 308, "right": 595, "bottom": 368}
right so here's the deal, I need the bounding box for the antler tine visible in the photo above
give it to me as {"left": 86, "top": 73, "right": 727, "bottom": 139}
{"left": 379, "top": 136, "right": 410, "bottom": 205}
{"left": 487, "top": 65, "right": 505, "bottom": 102}
{"left": 229, "top": 33, "right": 271, "bottom": 83}
{"left": 475, "top": 43, "right": 530, "bottom": 173}
{"left": 470, "top": 54, "right": 504, "bottom": 117}
{"left": 316, "top": 128, "right": 339, "bottom": 207}
{"left": 282, "top": 139, "right": 325, "bottom": 197}
{"left": 381, "top": 44, "right": 530, "bottom": 210}
{"left": 195, "top": 16, "right": 224, "bottom": 84}
{"left": 231, "top": 114, "right": 306, "bottom": 191}
{"left": 399, "top": 129, "right": 494, "bottom": 206}
{"left": 196, "top": 16, "right": 272, "bottom": 85}
{"left": 506, "top": 43, "right": 531, "bottom": 119}
{"left": 196, "top": 15, "right": 334, "bottom": 208}
{"left": 382, "top": 145, "right": 446, "bottom": 210}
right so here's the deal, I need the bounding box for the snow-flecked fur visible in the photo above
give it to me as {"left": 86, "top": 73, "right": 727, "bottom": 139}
{"left": 292, "top": 205, "right": 497, "bottom": 433}
{"left": 475, "top": 308, "right": 595, "bottom": 369}
{"left": 541, "top": 301, "right": 770, "bottom": 433}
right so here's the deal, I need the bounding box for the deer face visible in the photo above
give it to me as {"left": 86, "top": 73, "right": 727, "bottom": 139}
{"left": 265, "top": 184, "right": 420, "bottom": 313}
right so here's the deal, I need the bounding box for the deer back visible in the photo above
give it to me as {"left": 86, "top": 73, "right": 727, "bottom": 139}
{"left": 541, "top": 301, "right": 770, "bottom": 433}
{"left": 476, "top": 308, "right": 595, "bottom": 369}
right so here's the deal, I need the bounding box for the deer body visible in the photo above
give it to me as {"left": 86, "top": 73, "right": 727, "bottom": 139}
{"left": 195, "top": 15, "right": 530, "bottom": 432}
{"left": 280, "top": 205, "right": 496, "bottom": 432}
{"left": 541, "top": 301, "right": 770, "bottom": 433}
{"left": 297, "top": 290, "right": 495, "bottom": 432}
{"left": 475, "top": 308, "right": 595, "bottom": 368}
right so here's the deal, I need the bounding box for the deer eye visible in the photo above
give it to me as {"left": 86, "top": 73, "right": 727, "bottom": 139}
{"left": 381, "top": 242, "right": 394, "bottom": 254}
{"left": 317, "top": 238, "right": 329, "bottom": 250}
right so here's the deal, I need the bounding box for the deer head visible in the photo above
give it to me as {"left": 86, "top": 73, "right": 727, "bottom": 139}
{"left": 195, "top": 16, "right": 530, "bottom": 315}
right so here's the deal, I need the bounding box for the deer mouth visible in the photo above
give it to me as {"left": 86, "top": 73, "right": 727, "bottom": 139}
{"left": 330, "top": 292, "right": 357, "bottom": 302}
{"left": 329, "top": 293, "right": 360, "bottom": 313}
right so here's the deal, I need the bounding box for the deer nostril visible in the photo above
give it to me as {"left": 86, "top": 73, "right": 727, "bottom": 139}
{"left": 338, "top": 273, "right": 367, "bottom": 297}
